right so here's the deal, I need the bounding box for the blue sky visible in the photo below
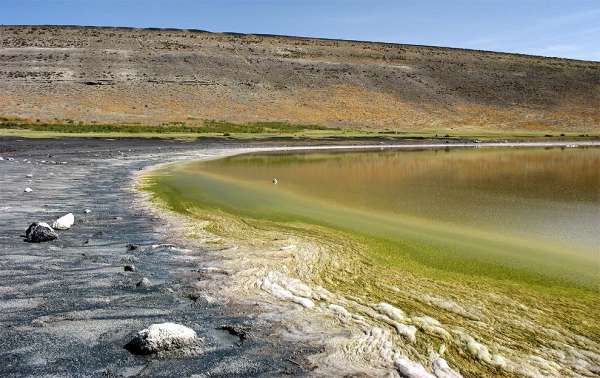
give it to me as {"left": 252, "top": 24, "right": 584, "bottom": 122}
{"left": 2, "top": 1, "right": 599, "bottom": 61}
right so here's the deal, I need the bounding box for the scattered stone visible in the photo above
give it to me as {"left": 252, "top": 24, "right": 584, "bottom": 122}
{"left": 121, "top": 255, "right": 138, "bottom": 264}
{"left": 124, "top": 264, "right": 135, "bottom": 272}
{"left": 25, "top": 222, "right": 58, "bottom": 243}
{"left": 218, "top": 324, "right": 249, "bottom": 342}
{"left": 201, "top": 294, "right": 217, "bottom": 304}
{"left": 52, "top": 213, "right": 74, "bottom": 230}
{"left": 136, "top": 277, "right": 151, "bottom": 288}
{"left": 186, "top": 292, "right": 201, "bottom": 302}
{"left": 125, "top": 323, "right": 197, "bottom": 355}
{"left": 24, "top": 187, "right": 32, "bottom": 193}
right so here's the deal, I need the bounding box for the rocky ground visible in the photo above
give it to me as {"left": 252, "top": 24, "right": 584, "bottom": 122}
{"left": 1, "top": 25, "right": 599, "bottom": 132}
{"left": 0, "top": 137, "right": 332, "bottom": 377}
{"left": 2, "top": 137, "right": 599, "bottom": 377}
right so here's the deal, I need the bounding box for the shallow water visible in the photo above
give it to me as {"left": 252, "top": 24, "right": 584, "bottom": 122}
{"left": 153, "top": 147, "right": 600, "bottom": 290}
{"left": 145, "top": 146, "right": 600, "bottom": 376}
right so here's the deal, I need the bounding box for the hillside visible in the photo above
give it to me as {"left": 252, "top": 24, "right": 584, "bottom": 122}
{"left": 1, "top": 25, "right": 599, "bottom": 134}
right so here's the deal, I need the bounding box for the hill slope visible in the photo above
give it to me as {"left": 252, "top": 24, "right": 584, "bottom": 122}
{"left": 1, "top": 25, "right": 599, "bottom": 133}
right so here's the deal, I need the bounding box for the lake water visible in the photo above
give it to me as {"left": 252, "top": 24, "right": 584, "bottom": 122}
{"left": 145, "top": 146, "right": 600, "bottom": 375}
{"left": 152, "top": 147, "right": 600, "bottom": 290}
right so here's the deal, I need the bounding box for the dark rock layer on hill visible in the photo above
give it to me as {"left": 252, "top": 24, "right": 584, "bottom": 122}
{"left": 0, "top": 25, "right": 598, "bottom": 132}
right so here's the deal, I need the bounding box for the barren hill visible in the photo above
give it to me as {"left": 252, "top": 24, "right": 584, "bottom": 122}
{"left": 1, "top": 25, "right": 599, "bottom": 133}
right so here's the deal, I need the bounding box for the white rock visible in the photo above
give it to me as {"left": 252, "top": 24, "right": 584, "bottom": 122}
{"left": 125, "top": 322, "right": 197, "bottom": 354}
{"left": 24, "top": 187, "right": 32, "bottom": 193}
{"left": 84, "top": 209, "right": 91, "bottom": 214}
{"left": 26, "top": 174, "right": 33, "bottom": 178}
{"left": 136, "top": 277, "right": 151, "bottom": 288}
{"left": 0, "top": 156, "right": 3, "bottom": 161}
{"left": 52, "top": 213, "right": 74, "bottom": 230}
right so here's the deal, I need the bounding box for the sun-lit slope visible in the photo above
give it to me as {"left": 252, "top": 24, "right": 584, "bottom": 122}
{"left": 1, "top": 25, "right": 599, "bottom": 133}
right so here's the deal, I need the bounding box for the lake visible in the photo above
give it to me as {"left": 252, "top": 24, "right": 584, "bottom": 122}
{"left": 144, "top": 146, "right": 600, "bottom": 376}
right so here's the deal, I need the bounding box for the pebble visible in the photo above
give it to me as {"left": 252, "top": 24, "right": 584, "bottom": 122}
{"left": 136, "top": 277, "right": 151, "bottom": 288}
{"left": 52, "top": 213, "right": 74, "bottom": 230}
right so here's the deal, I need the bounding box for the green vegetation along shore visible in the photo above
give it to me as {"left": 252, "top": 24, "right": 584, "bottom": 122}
{"left": 1, "top": 117, "right": 598, "bottom": 140}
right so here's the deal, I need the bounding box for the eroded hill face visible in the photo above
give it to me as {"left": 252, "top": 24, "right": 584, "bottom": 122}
{"left": 0, "top": 25, "right": 599, "bottom": 132}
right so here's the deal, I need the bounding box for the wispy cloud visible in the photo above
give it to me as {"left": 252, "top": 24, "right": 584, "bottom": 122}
{"left": 462, "top": 6, "right": 600, "bottom": 60}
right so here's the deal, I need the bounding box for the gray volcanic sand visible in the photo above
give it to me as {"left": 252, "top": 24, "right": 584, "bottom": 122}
{"left": 0, "top": 137, "right": 327, "bottom": 377}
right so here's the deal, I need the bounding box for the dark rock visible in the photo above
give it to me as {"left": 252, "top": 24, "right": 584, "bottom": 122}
{"left": 218, "top": 324, "right": 250, "bottom": 342}
{"left": 186, "top": 292, "right": 201, "bottom": 302}
{"left": 126, "top": 243, "right": 139, "bottom": 251}
{"left": 25, "top": 222, "right": 58, "bottom": 243}
{"left": 124, "top": 264, "right": 135, "bottom": 272}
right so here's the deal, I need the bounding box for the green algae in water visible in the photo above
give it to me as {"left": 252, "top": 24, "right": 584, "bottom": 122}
{"left": 146, "top": 147, "right": 600, "bottom": 292}
{"left": 143, "top": 147, "right": 600, "bottom": 375}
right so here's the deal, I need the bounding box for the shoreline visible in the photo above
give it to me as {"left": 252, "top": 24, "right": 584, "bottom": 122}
{"left": 138, "top": 140, "right": 600, "bottom": 377}
{"left": 1, "top": 137, "right": 599, "bottom": 377}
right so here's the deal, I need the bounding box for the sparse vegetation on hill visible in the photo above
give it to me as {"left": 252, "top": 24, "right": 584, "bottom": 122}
{"left": 0, "top": 117, "right": 328, "bottom": 135}
{"left": 0, "top": 25, "right": 599, "bottom": 134}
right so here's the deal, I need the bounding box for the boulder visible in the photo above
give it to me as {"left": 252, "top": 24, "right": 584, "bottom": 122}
{"left": 52, "top": 213, "right": 74, "bottom": 230}
{"left": 25, "top": 222, "right": 58, "bottom": 243}
{"left": 125, "top": 323, "right": 197, "bottom": 355}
